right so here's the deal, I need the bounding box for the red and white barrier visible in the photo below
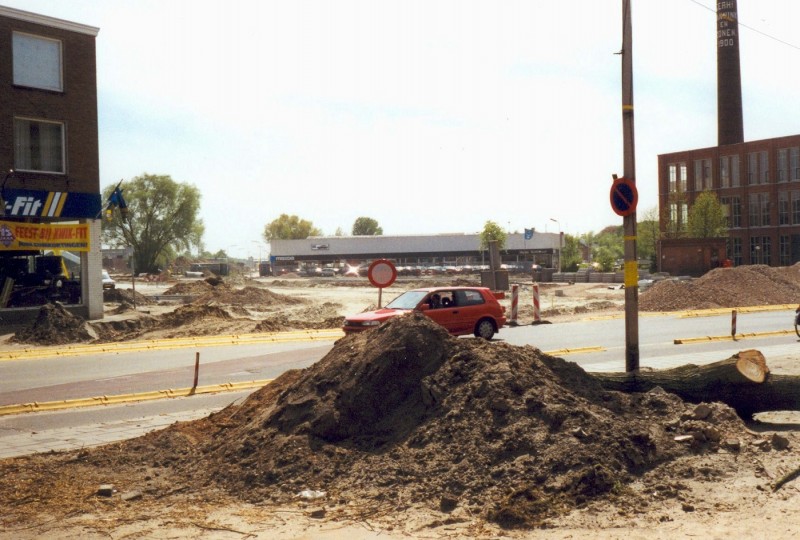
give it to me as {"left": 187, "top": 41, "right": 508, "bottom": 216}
{"left": 533, "top": 283, "right": 541, "bottom": 323}
{"left": 510, "top": 284, "right": 519, "bottom": 324}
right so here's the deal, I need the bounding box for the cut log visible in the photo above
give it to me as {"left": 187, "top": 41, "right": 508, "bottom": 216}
{"left": 590, "top": 349, "right": 800, "bottom": 419}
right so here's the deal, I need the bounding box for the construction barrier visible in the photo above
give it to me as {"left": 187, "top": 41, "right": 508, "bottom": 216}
{"left": 533, "top": 283, "right": 541, "bottom": 323}
{"left": 731, "top": 309, "right": 737, "bottom": 339}
{"left": 510, "top": 284, "right": 519, "bottom": 324}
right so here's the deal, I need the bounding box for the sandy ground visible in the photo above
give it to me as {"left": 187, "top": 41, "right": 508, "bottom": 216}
{"left": 1, "top": 275, "right": 799, "bottom": 539}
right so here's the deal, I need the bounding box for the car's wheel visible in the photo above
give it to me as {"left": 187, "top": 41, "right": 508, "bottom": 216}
{"left": 474, "top": 318, "right": 496, "bottom": 340}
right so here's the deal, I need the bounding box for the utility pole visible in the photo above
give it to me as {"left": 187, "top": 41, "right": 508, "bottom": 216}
{"left": 621, "top": 0, "right": 639, "bottom": 372}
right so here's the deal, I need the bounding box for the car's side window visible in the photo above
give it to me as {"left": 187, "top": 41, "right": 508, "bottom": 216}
{"left": 440, "top": 292, "right": 453, "bottom": 307}
{"left": 430, "top": 291, "right": 455, "bottom": 308}
{"left": 461, "top": 290, "right": 485, "bottom": 306}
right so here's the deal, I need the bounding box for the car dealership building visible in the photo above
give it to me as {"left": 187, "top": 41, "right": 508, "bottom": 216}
{"left": 269, "top": 231, "right": 563, "bottom": 274}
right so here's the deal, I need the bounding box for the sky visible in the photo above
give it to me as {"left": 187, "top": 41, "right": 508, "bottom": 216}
{"left": 6, "top": 0, "right": 800, "bottom": 259}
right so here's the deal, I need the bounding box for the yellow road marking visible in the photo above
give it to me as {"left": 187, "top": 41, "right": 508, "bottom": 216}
{"left": 0, "top": 379, "right": 274, "bottom": 416}
{"left": 0, "top": 329, "right": 344, "bottom": 362}
{"left": 544, "top": 346, "right": 605, "bottom": 356}
{"left": 674, "top": 329, "right": 793, "bottom": 344}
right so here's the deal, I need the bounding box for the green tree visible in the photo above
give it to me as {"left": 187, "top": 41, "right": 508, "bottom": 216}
{"left": 101, "top": 174, "right": 204, "bottom": 274}
{"left": 595, "top": 246, "right": 617, "bottom": 272}
{"left": 687, "top": 191, "right": 727, "bottom": 238}
{"left": 638, "top": 206, "right": 661, "bottom": 270}
{"left": 263, "top": 214, "right": 322, "bottom": 241}
{"left": 583, "top": 226, "right": 623, "bottom": 269}
{"left": 352, "top": 216, "right": 383, "bottom": 236}
{"left": 560, "top": 234, "right": 583, "bottom": 272}
{"left": 479, "top": 220, "right": 507, "bottom": 251}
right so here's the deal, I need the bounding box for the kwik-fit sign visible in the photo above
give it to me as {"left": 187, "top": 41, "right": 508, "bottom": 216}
{"left": 2, "top": 188, "right": 102, "bottom": 219}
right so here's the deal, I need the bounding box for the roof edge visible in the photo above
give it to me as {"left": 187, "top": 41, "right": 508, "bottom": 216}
{"left": 0, "top": 5, "right": 99, "bottom": 36}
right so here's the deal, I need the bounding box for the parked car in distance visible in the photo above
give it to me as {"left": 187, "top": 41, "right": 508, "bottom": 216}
{"left": 320, "top": 267, "right": 337, "bottom": 277}
{"left": 101, "top": 269, "right": 116, "bottom": 290}
{"left": 343, "top": 286, "right": 507, "bottom": 339}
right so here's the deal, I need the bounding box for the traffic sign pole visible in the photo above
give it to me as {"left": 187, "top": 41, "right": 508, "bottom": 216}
{"left": 621, "top": 0, "right": 640, "bottom": 373}
{"left": 368, "top": 259, "right": 397, "bottom": 308}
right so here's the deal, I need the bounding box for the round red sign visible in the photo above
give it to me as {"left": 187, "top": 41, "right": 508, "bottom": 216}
{"left": 610, "top": 176, "right": 638, "bottom": 217}
{"left": 367, "top": 259, "right": 397, "bottom": 288}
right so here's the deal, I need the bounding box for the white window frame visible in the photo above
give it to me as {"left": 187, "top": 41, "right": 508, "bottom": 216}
{"left": 13, "top": 117, "right": 66, "bottom": 174}
{"left": 12, "top": 31, "right": 63, "bottom": 92}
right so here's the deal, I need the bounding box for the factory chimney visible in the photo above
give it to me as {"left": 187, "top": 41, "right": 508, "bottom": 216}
{"left": 717, "top": 0, "right": 744, "bottom": 145}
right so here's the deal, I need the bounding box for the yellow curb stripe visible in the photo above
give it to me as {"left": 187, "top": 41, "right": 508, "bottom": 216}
{"left": 674, "top": 329, "right": 793, "bottom": 345}
{"left": 0, "top": 379, "right": 274, "bottom": 416}
{"left": 0, "top": 330, "right": 344, "bottom": 362}
{"left": 678, "top": 304, "right": 796, "bottom": 318}
{"left": 544, "top": 346, "right": 605, "bottom": 356}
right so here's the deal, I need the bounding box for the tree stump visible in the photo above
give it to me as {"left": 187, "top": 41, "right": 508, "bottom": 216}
{"left": 590, "top": 349, "right": 800, "bottom": 419}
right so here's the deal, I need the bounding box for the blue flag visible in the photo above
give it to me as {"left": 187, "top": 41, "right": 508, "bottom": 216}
{"left": 524, "top": 228, "right": 534, "bottom": 240}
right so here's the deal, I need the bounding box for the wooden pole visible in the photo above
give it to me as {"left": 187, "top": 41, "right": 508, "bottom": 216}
{"left": 621, "top": 0, "right": 640, "bottom": 372}
{"left": 192, "top": 351, "right": 200, "bottom": 391}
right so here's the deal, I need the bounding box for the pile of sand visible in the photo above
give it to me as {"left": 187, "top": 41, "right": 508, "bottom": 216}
{"left": 9, "top": 303, "right": 94, "bottom": 345}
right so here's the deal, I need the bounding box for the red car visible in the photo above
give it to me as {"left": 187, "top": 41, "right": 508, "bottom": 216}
{"left": 343, "top": 286, "right": 507, "bottom": 339}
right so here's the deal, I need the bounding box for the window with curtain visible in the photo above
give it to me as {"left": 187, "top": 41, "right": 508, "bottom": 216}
{"left": 14, "top": 118, "right": 65, "bottom": 173}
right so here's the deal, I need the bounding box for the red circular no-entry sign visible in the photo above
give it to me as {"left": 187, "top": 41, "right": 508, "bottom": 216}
{"left": 368, "top": 259, "right": 397, "bottom": 288}
{"left": 610, "top": 176, "right": 638, "bottom": 217}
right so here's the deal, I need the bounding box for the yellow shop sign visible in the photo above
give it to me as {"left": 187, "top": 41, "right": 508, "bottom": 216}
{"left": 0, "top": 221, "right": 90, "bottom": 252}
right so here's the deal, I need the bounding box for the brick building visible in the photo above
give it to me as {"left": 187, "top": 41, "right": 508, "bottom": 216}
{"left": 658, "top": 134, "right": 800, "bottom": 273}
{"left": 0, "top": 6, "right": 103, "bottom": 319}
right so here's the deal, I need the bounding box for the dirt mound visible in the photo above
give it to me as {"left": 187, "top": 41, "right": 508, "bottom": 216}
{"left": 90, "top": 316, "right": 159, "bottom": 342}
{"left": 32, "top": 315, "right": 746, "bottom": 530}
{"left": 102, "top": 287, "right": 154, "bottom": 305}
{"left": 194, "top": 286, "right": 306, "bottom": 307}
{"left": 10, "top": 303, "right": 95, "bottom": 345}
{"left": 158, "top": 304, "right": 234, "bottom": 327}
{"left": 162, "top": 280, "right": 215, "bottom": 295}
{"left": 641, "top": 264, "right": 800, "bottom": 311}
{"left": 253, "top": 302, "right": 344, "bottom": 332}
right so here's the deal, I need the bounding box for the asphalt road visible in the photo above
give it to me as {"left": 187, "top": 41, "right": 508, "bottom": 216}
{"left": 1, "top": 308, "right": 796, "bottom": 404}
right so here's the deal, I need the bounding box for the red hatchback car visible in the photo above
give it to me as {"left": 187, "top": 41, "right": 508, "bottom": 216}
{"left": 343, "top": 286, "right": 507, "bottom": 339}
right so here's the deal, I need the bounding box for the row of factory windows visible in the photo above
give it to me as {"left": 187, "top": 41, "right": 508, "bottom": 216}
{"left": 668, "top": 147, "right": 800, "bottom": 193}
{"left": 667, "top": 191, "right": 800, "bottom": 232}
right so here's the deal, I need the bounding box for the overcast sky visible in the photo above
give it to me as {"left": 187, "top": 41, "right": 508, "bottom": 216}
{"left": 6, "top": 1, "right": 800, "bottom": 259}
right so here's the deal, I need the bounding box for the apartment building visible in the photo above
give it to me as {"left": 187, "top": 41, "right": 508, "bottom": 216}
{"left": 0, "top": 6, "right": 103, "bottom": 319}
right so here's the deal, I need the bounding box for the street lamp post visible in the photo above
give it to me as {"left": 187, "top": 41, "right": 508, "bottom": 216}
{"left": 549, "top": 218, "right": 561, "bottom": 273}
{"left": 251, "top": 240, "right": 266, "bottom": 276}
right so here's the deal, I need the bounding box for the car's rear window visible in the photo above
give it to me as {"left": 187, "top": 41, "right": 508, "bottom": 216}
{"left": 456, "top": 290, "right": 485, "bottom": 306}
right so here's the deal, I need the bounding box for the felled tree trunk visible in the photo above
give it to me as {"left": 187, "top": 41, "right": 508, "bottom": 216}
{"left": 590, "top": 349, "right": 800, "bottom": 419}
